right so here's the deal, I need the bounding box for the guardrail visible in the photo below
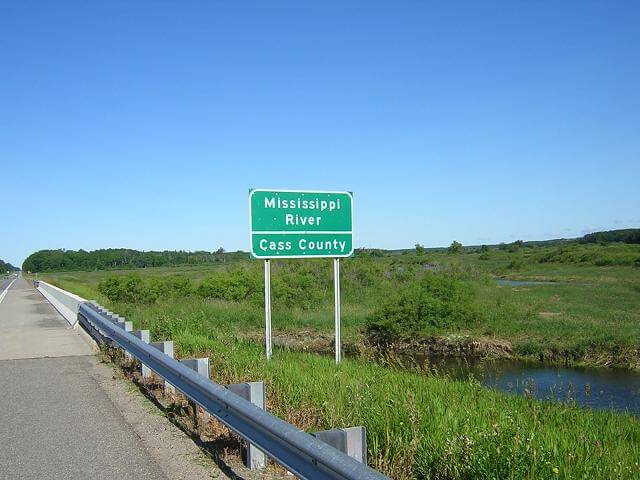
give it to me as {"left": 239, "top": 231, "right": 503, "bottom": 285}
{"left": 78, "top": 302, "right": 389, "bottom": 480}
{"left": 36, "top": 280, "right": 85, "bottom": 327}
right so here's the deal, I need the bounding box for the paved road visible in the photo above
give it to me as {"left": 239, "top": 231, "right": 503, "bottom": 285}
{"left": 0, "top": 276, "right": 16, "bottom": 301}
{"left": 1, "top": 276, "right": 14, "bottom": 290}
{"left": 0, "top": 279, "right": 168, "bottom": 479}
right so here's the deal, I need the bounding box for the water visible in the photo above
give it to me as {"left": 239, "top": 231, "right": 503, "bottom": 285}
{"left": 486, "top": 279, "right": 640, "bottom": 414}
{"left": 411, "top": 357, "right": 640, "bottom": 417}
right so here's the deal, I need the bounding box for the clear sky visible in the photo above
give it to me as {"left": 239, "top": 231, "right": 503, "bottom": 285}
{"left": 2, "top": 1, "right": 639, "bottom": 266}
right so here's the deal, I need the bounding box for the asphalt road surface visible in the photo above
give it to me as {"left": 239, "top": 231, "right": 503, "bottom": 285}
{"left": 0, "top": 278, "right": 169, "bottom": 479}
{"left": 0, "top": 275, "right": 16, "bottom": 297}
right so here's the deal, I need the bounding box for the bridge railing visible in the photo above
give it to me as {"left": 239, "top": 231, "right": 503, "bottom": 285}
{"left": 78, "top": 302, "right": 389, "bottom": 480}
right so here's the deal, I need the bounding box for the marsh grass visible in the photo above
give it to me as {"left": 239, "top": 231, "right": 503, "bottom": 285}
{"left": 44, "top": 252, "right": 640, "bottom": 369}
{"left": 39, "top": 262, "right": 640, "bottom": 479}
{"left": 108, "top": 306, "right": 640, "bottom": 479}
{"left": 120, "top": 312, "right": 640, "bottom": 479}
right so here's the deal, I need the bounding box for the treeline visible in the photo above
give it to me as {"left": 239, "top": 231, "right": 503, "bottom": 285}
{"left": 22, "top": 248, "right": 247, "bottom": 272}
{"left": 581, "top": 228, "right": 640, "bottom": 244}
{"left": 22, "top": 228, "right": 640, "bottom": 272}
{"left": 1, "top": 259, "right": 18, "bottom": 272}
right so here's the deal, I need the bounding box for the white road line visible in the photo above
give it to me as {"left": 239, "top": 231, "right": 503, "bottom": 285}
{"left": 0, "top": 279, "right": 17, "bottom": 305}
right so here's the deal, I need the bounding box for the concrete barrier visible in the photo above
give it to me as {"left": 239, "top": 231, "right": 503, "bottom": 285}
{"left": 37, "top": 281, "right": 86, "bottom": 327}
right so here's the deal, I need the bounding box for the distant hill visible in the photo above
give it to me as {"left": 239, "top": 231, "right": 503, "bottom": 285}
{"left": 0, "top": 259, "right": 18, "bottom": 272}
{"left": 464, "top": 228, "right": 638, "bottom": 251}
{"left": 581, "top": 228, "right": 640, "bottom": 244}
{"left": 380, "top": 228, "right": 640, "bottom": 255}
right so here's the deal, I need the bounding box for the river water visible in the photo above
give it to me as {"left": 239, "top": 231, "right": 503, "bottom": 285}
{"left": 386, "top": 278, "right": 640, "bottom": 416}
{"left": 487, "top": 278, "right": 639, "bottom": 415}
{"left": 415, "top": 357, "right": 640, "bottom": 417}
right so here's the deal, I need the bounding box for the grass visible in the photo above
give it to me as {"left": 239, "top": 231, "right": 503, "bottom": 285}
{"left": 36, "top": 249, "right": 640, "bottom": 479}
{"left": 42, "top": 246, "right": 640, "bottom": 369}
{"left": 79, "top": 298, "right": 640, "bottom": 479}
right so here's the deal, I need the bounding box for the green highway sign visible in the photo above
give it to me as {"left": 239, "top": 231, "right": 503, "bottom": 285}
{"left": 249, "top": 189, "right": 353, "bottom": 258}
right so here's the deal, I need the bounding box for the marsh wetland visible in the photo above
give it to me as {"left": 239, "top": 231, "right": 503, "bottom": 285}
{"left": 31, "top": 239, "right": 640, "bottom": 479}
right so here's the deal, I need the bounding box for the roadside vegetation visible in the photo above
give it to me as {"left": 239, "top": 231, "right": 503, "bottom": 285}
{"left": 43, "top": 239, "right": 640, "bottom": 369}
{"left": 0, "top": 258, "right": 18, "bottom": 273}
{"left": 35, "top": 233, "right": 640, "bottom": 479}
{"left": 21, "top": 247, "right": 244, "bottom": 272}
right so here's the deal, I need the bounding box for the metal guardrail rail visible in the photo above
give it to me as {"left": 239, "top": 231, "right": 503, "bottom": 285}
{"left": 78, "top": 302, "right": 389, "bottom": 480}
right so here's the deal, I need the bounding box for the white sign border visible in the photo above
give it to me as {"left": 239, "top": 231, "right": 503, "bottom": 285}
{"left": 248, "top": 188, "right": 354, "bottom": 259}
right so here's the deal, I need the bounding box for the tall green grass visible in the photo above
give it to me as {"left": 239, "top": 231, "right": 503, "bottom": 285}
{"left": 38, "top": 263, "right": 640, "bottom": 479}
{"left": 114, "top": 305, "right": 640, "bottom": 479}
{"left": 42, "top": 246, "right": 640, "bottom": 369}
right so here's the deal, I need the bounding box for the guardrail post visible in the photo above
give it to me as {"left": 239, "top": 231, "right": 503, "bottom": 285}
{"left": 179, "top": 358, "right": 211, "bottom": 431}
{"left": 313, "top": 426, "right": 368, "bottom": 464}
{"left": 150, "top": 341, "right": 175, "bottom": 395}
{"left": 130, "top": 330, "right": 151, "bottom": 377}
{"left": 227, "top": 381, "right": 267, "bottom": 469}
{"left": 114, "top": 320, "right": 134, "bottom": 361}
{"left": 76, "top": 303, "right": 390, "bottom": 479}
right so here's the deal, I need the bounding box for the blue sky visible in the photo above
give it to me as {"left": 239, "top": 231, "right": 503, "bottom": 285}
{"left": 2, "top": 1, "right": 639, "bottom": 266}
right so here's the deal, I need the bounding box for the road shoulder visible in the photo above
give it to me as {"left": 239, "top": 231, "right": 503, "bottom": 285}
{"left": 88, "top": 354, "right": 224, "bottom": 480}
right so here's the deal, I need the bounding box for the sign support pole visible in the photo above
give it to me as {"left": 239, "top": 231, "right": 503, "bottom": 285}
{"left": 334, "top": 257, "right": 341, "bottom": 364}
{"left": 264, "top": 259, "right": 272, "bottom": 360}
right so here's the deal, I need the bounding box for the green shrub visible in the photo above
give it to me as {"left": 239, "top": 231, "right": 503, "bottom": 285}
{"left": 343, "top": 258, "right": 384, "bottom": 288}
{"left": 97, "top": 274, "right": 194, "bottom": 304}
{"left": 196, "top": 268, "right": 261, "bottom": 304}
{"left": 365, "top": 273, "right": 477, "bottom": 343}
{"left": 507, "top": 259, "right": 523, "bottom": 270}
{"left": 271, "top": 268, "right": 325, "bottom": 309}
{"left": 166, "top": 275, "right": 193, "bottom": 296}
{"left": 98, "top": 275, "right": 159, "bottom": 304}
{"left": 195, "top": 262, "right": 333, "bottom": 309}
{"left": 448, "top": 240, "right": 463, "bottom": 254}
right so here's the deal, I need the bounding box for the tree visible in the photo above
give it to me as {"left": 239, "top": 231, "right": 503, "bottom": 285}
{"left": 0, "top": 259, "right": 17, "bottom": 272}
{"left": 415, "top": 243, "right": 426, "bottom": 255}
{"left": 21, "top": 248, "right": 249, "bottom": 272}
{"left": 582, "top": 228, "right": 640, "bottom": 245}
{"left": 509, "top": 240, "right": 524, "bottom": 252}
{"left": 480, "top": 244, "right": 489, "bottom": 253}
{"left": 448, "top": 241, "right": 462, "bottom": 254}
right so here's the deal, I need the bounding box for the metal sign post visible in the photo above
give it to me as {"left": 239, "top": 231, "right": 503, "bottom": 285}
{"left": 264, "top": 259, "right": 272, "bottom": 360}
{"left": 334, "top": 257, "right": 341, "bottom": 364}
{"left": 249, "top": 189, "right": 353, "bottom": 362}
